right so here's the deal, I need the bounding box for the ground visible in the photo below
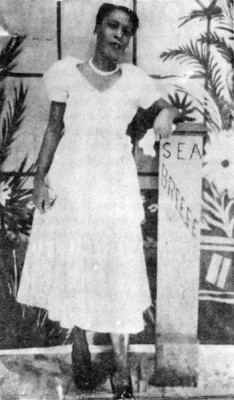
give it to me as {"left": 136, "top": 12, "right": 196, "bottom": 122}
{"left": 0, "top": 344, "right": 233, "bottom": 399}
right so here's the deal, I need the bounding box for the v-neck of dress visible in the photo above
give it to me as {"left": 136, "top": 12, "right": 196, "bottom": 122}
{"left": 74, "top": 63, "right": 124, "bottom": 95}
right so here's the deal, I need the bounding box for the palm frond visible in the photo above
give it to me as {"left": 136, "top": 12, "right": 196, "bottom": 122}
{"left": 205, "top": 57, "right": 230, "bottom": 127}
{"left": 173, "top": 84, "right": 222, "bottom": 132}
{"left": 202, "top": 180, "right": 234, "bottom": 238}
{"left": 204, "top": 106, "right": 222, "bottom": 131}
{"left": 0, "top": 82, "right": 28, "bottom": 165}
{"left": 0, "top": 87, "right": 4, "bottom": 118}
{"left": 217, "top": 0, "right": 234, "bottom": 39}
{"left": 9, "top": 158, "right": 35, "bottom": 195}
{"left": 179, "top": 2, "right": 222, "bottom": 28}
{"left": 0, "top": 159, "right": 35, "bottom": 238}
{"left": 0, "top": 37, "right": 25, "bottom": 80}
{"left": 167, "top": 92, "right": 196, "bottom": 122}
{"left": 200, "top": 32, "right": 234, "bottom": 66}
{"left": 160, "top": 40, "right": 207, "bottom": 75}
{"left": 179, "top": 10, "right": 209, "bottom": 27}
{"left": 217, "top": 26, "right": 234, "bottom": 38}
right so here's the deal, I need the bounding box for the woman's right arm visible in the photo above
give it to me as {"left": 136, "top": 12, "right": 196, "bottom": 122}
{"left": 33, "top": 101, "right": 66, "bottom": 213}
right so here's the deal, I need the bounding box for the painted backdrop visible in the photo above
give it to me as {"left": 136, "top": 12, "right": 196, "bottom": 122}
{"left": 0, "top": 0, "right": 233, "bottom": 347}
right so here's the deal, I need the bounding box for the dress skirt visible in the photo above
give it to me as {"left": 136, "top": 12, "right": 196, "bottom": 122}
{"left": 17, "top": 125, "right": 152, "bottom": 334}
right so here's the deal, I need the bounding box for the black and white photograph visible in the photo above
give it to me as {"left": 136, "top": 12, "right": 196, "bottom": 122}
{"left": 0, "top": 0, "right": 233, "bottom": 399}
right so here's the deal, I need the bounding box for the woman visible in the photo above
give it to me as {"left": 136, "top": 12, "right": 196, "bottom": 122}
{"left": 17, "top": 2, "right": 181, "bottom": 399}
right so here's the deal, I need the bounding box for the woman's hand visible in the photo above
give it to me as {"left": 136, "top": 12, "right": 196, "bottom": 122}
{"left": 33, "top": 178, "right": 51, "bottom": 214}
{"left": 138, "top": 130, "right": 156, "bottom": 157}
{"left": 31, "top": 101, "right": 65, "bottom": 214}
{"left": 153, "top": 108, "right": 177, "bottom": 140}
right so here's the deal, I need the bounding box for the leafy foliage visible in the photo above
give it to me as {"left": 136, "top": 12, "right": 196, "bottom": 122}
{"left": 167, "top": 92, "right": 196, "bottom": 122}
{"left": 206, "top": 56, "right": 230, "bottom": 126}
{"left": 0, "top": 37, "right": 43, "bottom": 348}
{"left": 0, "top": 87, "right": 5, "bottom": 117}
{"left": 0, "top": 37, "right": 25, "bottom": 81}
{"left": 175, "top": 84, "right": 223, "bottom": 132}
{"left": 0, "top": 160, "right": 35, "bottom": 240}
{"left": 0, "top": 36, "right": 72, "bottom": 348}
{"left": 200, "top": 32, "right": 234, "bottom": 66}
{"left": 0, "top": 35, "right": 33, "bottom": 243}
{"left": 160, "top": 0, "right": 233, "bottom": 131}
{"left": 179, "top": 9, "right": 211, "bottom": 27}
{"left": 0, "top": 83, "right": 28, "bottom": 165}
{"left": 179, "top": 3, "right": 222, "bottom": 28}
{"left": 217, "top": 0, "right": 234, "bottom": 39}
{"left": 0, "top": 37, "right": 32, "bottom": 239}
{"left": 161, "top": 40, "right": 207, "bottom": 75}
{"left": 202, "top": 179, "right": 234, "bottom": 237}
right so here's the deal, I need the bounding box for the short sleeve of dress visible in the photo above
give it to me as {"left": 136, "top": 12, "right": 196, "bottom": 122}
{"left": 125, "top": 65, "right": 161, "bottom": 109}
{"left": 44, "top": 57, "right": 77, "bottom": 102}
{"left": 136, "top": 67, "right": 161, "bottom": 109}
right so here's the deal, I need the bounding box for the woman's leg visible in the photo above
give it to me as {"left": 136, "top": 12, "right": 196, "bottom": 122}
{"left": 110, "top": 333, "right": 134, "bottom": 398}
{"left": 72, "top": 326, "right": 93, "bottom": 389}
{"left": 110, "top": 333, "right": 129, "bottom": 375}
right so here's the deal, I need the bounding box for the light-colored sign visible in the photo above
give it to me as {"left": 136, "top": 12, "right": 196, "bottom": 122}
{"left": 157, "top": 134, "right": 203, "bottom": 337}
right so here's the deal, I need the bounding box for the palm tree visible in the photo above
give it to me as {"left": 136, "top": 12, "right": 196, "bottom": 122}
{"left": 0, "top": 37, "right": 33, "bottom": 239}
{"left": 160, "top": 0, "right": 233, "bottom": 131}
{"left": 179, "top": 0, "right": 222, "bottom": 28}
{"left": 199, "top": 0, "right": 234, "bottom": 71}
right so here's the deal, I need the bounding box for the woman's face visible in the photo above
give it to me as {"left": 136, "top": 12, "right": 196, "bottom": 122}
{"left": 95, "top": 9, "right": 134, "bottom": 63}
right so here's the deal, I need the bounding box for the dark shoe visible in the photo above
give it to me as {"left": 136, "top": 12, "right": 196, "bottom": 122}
{"left": 115, "top": 385, "right": 135, "bottom": 399}
{"left": 111, "top": 372, "right": 134, "bottom": 399}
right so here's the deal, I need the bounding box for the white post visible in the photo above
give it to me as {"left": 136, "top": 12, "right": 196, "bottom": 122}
{"left": 153, "top": 124, "right": 205, "bottom": 386}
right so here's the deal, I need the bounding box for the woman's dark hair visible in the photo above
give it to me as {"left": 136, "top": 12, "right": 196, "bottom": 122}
{"left": 95, "top": 3, "right": 139, "bottom": 35}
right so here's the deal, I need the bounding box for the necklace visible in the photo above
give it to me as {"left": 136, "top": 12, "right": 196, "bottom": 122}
{"left": 89, "top": 58, "right": 119, "bottom": 76}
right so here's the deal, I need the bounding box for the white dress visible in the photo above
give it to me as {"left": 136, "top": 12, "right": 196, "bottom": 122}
{"left": 17, "top": 57, "right": 160, "bottom": 334}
